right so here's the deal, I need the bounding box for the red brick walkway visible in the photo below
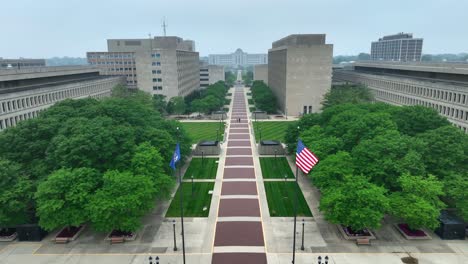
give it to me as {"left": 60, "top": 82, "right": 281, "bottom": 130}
{"left": 212, "top": 88, "right": 267, "bottom": 263}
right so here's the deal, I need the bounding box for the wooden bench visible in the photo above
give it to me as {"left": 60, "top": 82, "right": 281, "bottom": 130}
{"left": 110, "top": 236, "right": 124, "bottom": 244}
{"left": 55, "top": 237, "right": 69, "bottom": 244}
{"left": 356, "top": 238, "right": 371, "bottom": 245}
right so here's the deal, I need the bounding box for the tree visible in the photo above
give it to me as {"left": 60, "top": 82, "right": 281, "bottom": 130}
{"left": 391, "top": 105, "right": 450, "bottom": 136}
{"left": 167, "top": 96, "right": 186, "bottom": 115}
{"left": 131, "top": 143, "right": 174, "bottom": 199}
{"left": 357, "top": 53, "right": 371, "bottom": 60}
{"left": 153, "top": 94, "right": 168, "bottom": 115}
{"left": 319, "top": 175, "right": 389, "bottom": 231}
{"left": 87, "top": 171, "right": 156, "bottom": 232}
{"left": 225, "top": 71, "right": 236, "bottom": 86}
{"left": 0, "top": 158, "right": 33, "bottom": 228}
{"left": 443, "top": 173, "right": 468, "bottom": 221}
{"left": 284, "top": 114, "right": 322, "bottom": 153}
{"left": 321, "top": 84, "right": 373, "bottom": 110}
{"left": 352, "top": 130, "right": 426, "bottom": 190}
{"left": 389, "top": 174, "right": 445, "bottom": 230}
{"left": 46, "top": 117, "right": 136, "bottom": 172}
{"left": 250, "top": 81, "right": 278, "bottom": 113}
{"left": 417, "top": 126, "right": 468, "bottom": 179}
{"left": 35, "top": 168, "right": 102, "bottom": 231}
{"left": 300, "top": 125, "right": 344, "bottom": 160}
{"left": 310, "top": 151, "right": 354, "bottom": 190}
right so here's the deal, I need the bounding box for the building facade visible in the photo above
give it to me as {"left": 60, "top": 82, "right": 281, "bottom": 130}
{"left": 208, "top": 49, "right": 267, "bottom": 67}
{"left": 200, "top": 64, "right": 225, "bottom": 87}
{"left": 0, "top": 58, "right": 46, "bottom": 69}
{"left": 333, "top": 61, "right": 468, "bottom": 132}
{"left": 371, "top": 33, "right": 423, "bottom": 62}
{"left": 268, "top": 34, "right": 333, "bottom": 115}
{"left": 87, "top": 36, "right": 200, "bottom": 99}
{"left": 0, "top": 66, "right": 125, "bottom": 131}
{"left": 253, "top": 64, "right": 268, "bottom": 83}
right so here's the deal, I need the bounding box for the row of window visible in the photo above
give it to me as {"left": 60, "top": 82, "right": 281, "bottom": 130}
{"left": 152, "top": 70, "right": 162, "bottom": 74}
{"left": 88, "top": 54, "right": 133, "bottom": 59}
{"left": 152, "top": 62, "right": 161, "bottom": 66}
{"left": 0, "top": 82, "right": 114, "bottom": 115}
{"left": 0, "top": 92, "right": 111, "bottom": 131}
{"left": 152, "top": 86, "right": 163, "bottom": 91}
{"left": 336, "top": 72, "right": 468, "bottom": 105}
{"left": 92, "top": 61, "right": 134, "bottom": 65}
{"left": 151, "top": 53, "right": 161, "bottom": 58}
{"left": 152, "top": 78, "right": 162, "bottom": 83}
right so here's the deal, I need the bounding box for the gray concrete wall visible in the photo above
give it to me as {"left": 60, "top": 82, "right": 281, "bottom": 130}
{"left": 268, "top": 48, "right": 288, "bottom": 112}
{"left": 254, "top": 64, "right": 268, "bottom": 83}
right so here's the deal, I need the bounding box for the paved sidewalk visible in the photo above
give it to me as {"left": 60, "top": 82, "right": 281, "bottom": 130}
{"left": 211, "top": 87, "right": 267, "bottom": 264}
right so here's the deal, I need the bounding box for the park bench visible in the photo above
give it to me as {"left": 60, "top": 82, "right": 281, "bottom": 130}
{"left": 110, "top": 236, "right": 124, "bottom": 244}
{"left": 356, "top": 238, "right": 371, "bottom": 245}
{"left": 55, "top": 237, "right": 69, "bottom": 244}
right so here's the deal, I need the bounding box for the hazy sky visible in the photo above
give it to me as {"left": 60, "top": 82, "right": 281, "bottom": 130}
{"left": 2, "top": 0, "right": 467, "bottom": 58}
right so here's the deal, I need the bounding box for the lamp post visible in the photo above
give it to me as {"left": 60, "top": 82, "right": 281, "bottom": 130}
{"left": 275, "top": 149, "right": 277, "bottom": 159}
{"left": 176, "top": 127, "right": 186, "bottom": 264}
{"left": 284, "top": 174, "right": 287, "bottom": 182}
{"left": 201, "top": 151, "right": 204, "bottom": 167}
{"left": 172, "top": 220, "right": 177, "bottom": 251}
{"left": 216, "top": 128, "right": 220, "bottom": 142}
{"left": 301, "top": 219, "right": 305, "bottom": 251}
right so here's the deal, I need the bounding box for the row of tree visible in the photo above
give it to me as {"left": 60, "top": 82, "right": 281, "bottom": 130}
{"left": 285, "top": 85, "right": 467, "bottom": 231}
{"left": 250, "top": 81, "right": 278, "bottom": 114}
{"left": 0, "top": 88, "right": 191, "bottom": 233}
{"left": 186, "top": 81, "right": 228, "bottom": 114}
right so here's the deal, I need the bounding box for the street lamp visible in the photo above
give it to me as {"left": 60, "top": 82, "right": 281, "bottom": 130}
{"left": 291, "top": 134, "right": 300, "bottom": 264}
{"left": 301, "top": 219, "right": 305, "bottom": 251}
{"left": 284, "top": 174, "right": 287, "bottom": 182}
{"left": 274, "top": 149, "right": 277, "bottom": 159}
{"left": 172, "top": 220, "right": 177, "bottom": 251}
{"left": 216, "top": 128, "right": 220, "bottom": 142}
{"left": 201, "top": 151, "right": 204, "bottom": 167}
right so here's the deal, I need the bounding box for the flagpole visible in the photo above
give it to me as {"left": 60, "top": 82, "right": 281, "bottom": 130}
{"left": 292, "top": 164, "right": 298, "bottom": 264}
{"left": 176, "top": 127, "right": 186, "bottom": 264}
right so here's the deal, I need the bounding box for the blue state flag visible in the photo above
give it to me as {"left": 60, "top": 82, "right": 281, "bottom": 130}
{"left": 169, "top": 143, "right": 181, "bottom": 170}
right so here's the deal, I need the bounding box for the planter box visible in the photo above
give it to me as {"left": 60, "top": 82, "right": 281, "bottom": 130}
{"left": 337, "top": 225, "right": 376, "bottom": 240}
{"left": 395, "top": 224, "right": 431, "bottom": 240}
{"left": 0, "top": 230, "right": 17, "bottom": 242}
{"left": 53, "top": 225, "right": 86, "bottom": 243}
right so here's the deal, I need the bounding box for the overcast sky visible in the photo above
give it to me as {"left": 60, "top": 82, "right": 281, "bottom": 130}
{"left": 2, "top": 0, "right": 467, "bottom": 58}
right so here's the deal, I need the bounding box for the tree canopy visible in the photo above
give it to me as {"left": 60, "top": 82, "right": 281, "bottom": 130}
{"left": 285, "top": 85, "right": 468, "bottom": 228}
{"left": 0, "top": 88, "right": 189, "bottom": 231}
{"left": 250, "top": 81, "right": 278, "bottom": 114}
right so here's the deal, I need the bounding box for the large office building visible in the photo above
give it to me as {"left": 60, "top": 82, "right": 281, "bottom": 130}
{"left": 199, "top": 63, "right": 225, "bottom": 87}
{"left": 371, "top": 33, "right": 423, "bottom": 62}
{"left": 268, "top": 34, "right": 333, "bottom": 115}
{"left": 0, "top": 66, "right": 125, "bottom": 131}
{"left": 253, "top": 64, "right": 268, "bottom": 83}
{"left": 87, "top": 36, "right": 200, "bottom": 99}
{"left": 0, "top": 58, "right": 46, "bottom": 69}
{"left": 333, "top": 61, "right": 468, "bottom": 132}
{"left": 208, "top": 49, "right": 267, "bottom": 67}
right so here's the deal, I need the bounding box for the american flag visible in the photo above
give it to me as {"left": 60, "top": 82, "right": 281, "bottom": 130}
{"left": 295, "top": 139, "right": 319, "bottom": 174}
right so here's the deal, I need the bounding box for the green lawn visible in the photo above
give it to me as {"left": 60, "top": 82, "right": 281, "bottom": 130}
{"left": 180, "top": 122, "right": 225, "bottom": 144}
{"left": 260, "top": 157, "right": 294, "bottom": 179}
{"left": 264, "top": 182, "right": 312, "bottom": 217}
{"left": 184, "top": 158, "right": 218, "bottom": 179}
{"left": 253, "top": 121, "right": 294, "bottom": 142}
{"left": 165, "top": 182, "right": 215, "bottom": 217}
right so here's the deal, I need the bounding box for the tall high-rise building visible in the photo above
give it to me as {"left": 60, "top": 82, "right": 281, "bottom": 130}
{"left": 208, "top": 49, "right": 267, "bottom": 67}
{"left": 371, "top": 33, "right": 423, "bottom": 62}
{"left": 268, "top": 34, "right": 333, "bottom": 116}
{"left": 87, "top": 36, "right": 200, "bottom": 99}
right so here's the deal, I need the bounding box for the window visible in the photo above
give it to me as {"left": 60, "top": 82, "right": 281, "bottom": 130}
{"left": 151, "top": 62, "right": 161, "bottom": 66}
{"left": 152, "top": 78, "right": 162, "bottom": 82}
{"left": 153, "top": 86, "right": 163, "bottom": 91}
{"left": 152, "top": 70, "right": 162, "bottom": 74}
{"left": 308, "top": 106, "right": 312, "bottom": 113}
{"left": 151, "top": 53, "right": 161, "bottom": 58}
{"left": 303, "top": 106, "right": 307, "bottom": 114}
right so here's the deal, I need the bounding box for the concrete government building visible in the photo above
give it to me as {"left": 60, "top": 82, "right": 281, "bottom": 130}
{"left": 209, "top": 49, "right": 267, "bottom": 67}
{"left": 87, "top": 36, "right": 200, "bottom": 99}
{"left": 333, "top": 61, "right": 468, "bottom": 132}
{"left": 253, "top": 64, "right": 268, "bottom": 84}
{"left": 199, "top": 63, "right": 225, "bottom": 87}
{"left": 268, "top": 34, "right": 333, "bottom": 115}
{"left": 0, "top": 58, "right": 46, "bottom": 69}
{"left": 0, "top": 66, "right": 125, "bottom": 131}
{"left": 371, "top": 33, "right": 423, "bottom": 62}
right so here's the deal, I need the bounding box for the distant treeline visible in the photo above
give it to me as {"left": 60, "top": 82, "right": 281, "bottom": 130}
{"left": 46, "top": 57, "right": 88, "bottom": 66}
